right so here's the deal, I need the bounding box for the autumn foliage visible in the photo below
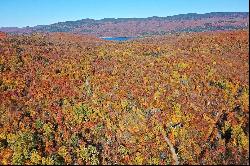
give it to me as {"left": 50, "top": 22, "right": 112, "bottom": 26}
{"left": 0, "top": 32, "right": 7, "bottom": 39}
{"left": 0, "top": 30, "right": 249, "bottom": 165}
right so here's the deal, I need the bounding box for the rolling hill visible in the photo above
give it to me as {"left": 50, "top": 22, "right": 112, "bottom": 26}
{"left": 0, "top": 12, "right": 249, "bottom": 37}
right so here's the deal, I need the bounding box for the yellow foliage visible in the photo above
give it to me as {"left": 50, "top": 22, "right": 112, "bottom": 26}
{"left": 41, "top": 157, "right": 54, "bottom": 165}
{"left": 0, "top": 133, "right": 6, "bottom": 140}
{"left": 149, "top": 157, "right": 160, "bottom": 165}
{"left": 121, "top": 99, "right": 129, "bottom": 109}
{"left": 30, "top": 151, "right": 42, "bottom": 164}
{"left": 7, "top": 133, "right": 17, "bottom": 144}
{"left": 232, "top": 124, "right": 249, "bottom": 150}
{"left": 154, "top": 90, "right": 161, "bottom": 100}
{"left": 172, "top": 71, "right": 180, "bottom": 80}
{"left": 58, "top": 146, "right": 68, "bottom": 157}
{"left": 177, "top": 62, "right": 189, "bottom": 69}
{"left": 134, "top": 152, "right": 144, "bottom": 165}
{"left": 43, "top": 123, "right": 52, "bottom": 136}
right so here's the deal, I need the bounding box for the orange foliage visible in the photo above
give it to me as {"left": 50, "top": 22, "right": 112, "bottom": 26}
{"left": 0, "top": 30, "right": 249, "bottom": 165}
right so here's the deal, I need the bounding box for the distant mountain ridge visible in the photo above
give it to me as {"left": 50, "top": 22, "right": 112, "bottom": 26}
{"left": 0, "top": 12, "right": 249, "bottom": 37}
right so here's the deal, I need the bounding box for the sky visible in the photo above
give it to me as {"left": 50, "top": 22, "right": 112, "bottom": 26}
{"left": 0, "top": 0, "right": 249, "bottom": 28}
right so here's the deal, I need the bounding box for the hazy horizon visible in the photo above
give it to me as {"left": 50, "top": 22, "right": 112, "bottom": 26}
{"left": 0, "top": 0, "right": 249, "bottom": 28}
{"left": 0, "top": 11, "right": 248, "bottom": 29}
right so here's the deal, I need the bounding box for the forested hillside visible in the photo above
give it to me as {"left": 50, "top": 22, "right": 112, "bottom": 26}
{"left": 0, "top": 12, "right": 248, "bottom": 37}
{"left": 0, "top": 30, "right": 249, "bottom": 165}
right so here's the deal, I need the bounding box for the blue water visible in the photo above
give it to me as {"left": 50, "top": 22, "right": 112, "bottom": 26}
{"left": 101, "top": 37, "right": 134, "bottom": 41}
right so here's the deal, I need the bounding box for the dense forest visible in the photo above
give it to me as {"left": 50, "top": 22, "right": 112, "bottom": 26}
{"left": 0, "top": 12, "right": 249, "bottom": 37}
{"left": 0, "top": 29, "right": 249, "bottom": 164}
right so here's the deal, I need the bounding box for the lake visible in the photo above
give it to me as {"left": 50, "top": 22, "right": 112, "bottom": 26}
{"left": 101, "top": 37, "right": 134, "bottom": 41}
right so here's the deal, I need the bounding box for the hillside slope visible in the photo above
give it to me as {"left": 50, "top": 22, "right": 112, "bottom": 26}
{"left": 0, "top": 30, "right": 249, "bottom": 165}
{"left": 0, "top": 12, "right": 249, "bottom": 37}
